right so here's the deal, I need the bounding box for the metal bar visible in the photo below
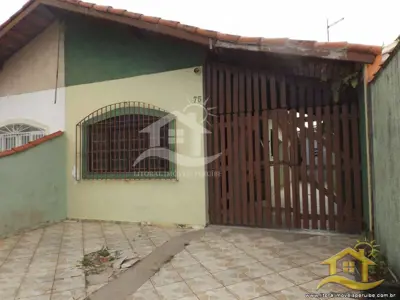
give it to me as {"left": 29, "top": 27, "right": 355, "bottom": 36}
{"left": 111, "top": 104, "right": 115, "bottom": 174}
{"left": 95, "top": 109, "right": 99, "bottom": 179}
{"left": 75, "top": 124, "right": 79, "bottom": 180}
{"left": 135, "top": 103, "right": 139, "bottom": 178}
{"left": 128, "top": 104, "right": 132, "bottom": 173}
{"left": 114, "top": 103, "right": 119, "bottom": 175}
{"left": 101, "top": 106, "right": 105, "bottom": 178}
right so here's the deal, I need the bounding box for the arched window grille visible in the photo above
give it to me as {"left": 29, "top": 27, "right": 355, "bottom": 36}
{"left": 0, "top": 123, "right": 45, "bottom": 151}
{"left": 75, "top": 102, "right": 176, "bottom": 180}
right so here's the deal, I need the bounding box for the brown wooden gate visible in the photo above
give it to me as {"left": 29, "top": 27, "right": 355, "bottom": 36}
{"left": 204, "top": 61, "right": 363, "bottom": 234}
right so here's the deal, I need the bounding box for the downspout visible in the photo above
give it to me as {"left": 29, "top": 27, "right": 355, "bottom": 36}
{"left": 53, "top": 20, "right": 63, "bottom": 104}
{"left": 363, "top": 65, "right": 374, "bottom": 236}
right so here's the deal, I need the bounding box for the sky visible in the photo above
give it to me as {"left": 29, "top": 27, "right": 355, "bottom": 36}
{"left": 1, "top": 0, "right": 399, "bottom": 46}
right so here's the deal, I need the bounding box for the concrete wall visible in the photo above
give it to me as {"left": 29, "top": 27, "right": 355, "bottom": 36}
{"left": 0, "top": 89, "right": 65, "bottom": 133}
{"left": 66, "top": 68, "right": 207, "bottom": 226}
{"left": 0, "top": 135, "right": 67, "bottom": 237}
{"left": 0, "top": 21, "right": 65, "bottom": 133}
{"left": 370, "top": 47, "right": 400, "bottom": 276}
{"left": 0, "top": 22, "right": 65, "bottom": 96}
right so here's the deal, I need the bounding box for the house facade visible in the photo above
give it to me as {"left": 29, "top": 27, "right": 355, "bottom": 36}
{"left": 63, "top": 16, "right": 208, "bottom": 226}
{"left": 0, "top": 0, "right": 382, "bottom": 234}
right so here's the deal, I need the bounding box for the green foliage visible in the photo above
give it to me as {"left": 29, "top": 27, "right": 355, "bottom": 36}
{"left": 342, "top": 72, "right": 360, "bottom": 88}
{"left": 97, "top": 246, "right": 110, "bottom": 257}
{"left": 77, "top": 246, "right": 121, "bottom": 275}
{"left": 355, "top": 236, "right": 388, "bottom": 279}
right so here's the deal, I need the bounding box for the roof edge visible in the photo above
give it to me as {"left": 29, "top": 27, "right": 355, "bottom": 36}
{"left": 368, "top": 38, "right": 400, "bottom": 83}
{"left": 0, "top": 0, "right": 40, "bottom": 40}
{"left": 0, "top": 131, "right": 64, "bottom": 158}
{"left": 0, "top": 0, "right": 382, "bottom": 64}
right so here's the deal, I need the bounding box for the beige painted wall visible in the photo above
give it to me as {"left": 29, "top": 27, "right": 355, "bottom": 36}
{"left": 0, "top": 21, "right": 65, "bottom": 97}
{"left": 66, "top": 67, "right": 207, "bottom": 226}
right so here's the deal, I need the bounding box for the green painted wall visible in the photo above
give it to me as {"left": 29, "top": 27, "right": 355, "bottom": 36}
{"left": 370, "top": 47, "right": 400, "bottom": 277}
{"left": 64, "top": 15, "right": 206, "bottom": 87}
{"left": 0, "top": 135, "right": 67, "bottom": 237}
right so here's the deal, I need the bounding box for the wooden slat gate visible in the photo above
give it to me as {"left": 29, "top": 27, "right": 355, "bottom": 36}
{"left": 204, "top": 62, "right": 363, "bottom": 234}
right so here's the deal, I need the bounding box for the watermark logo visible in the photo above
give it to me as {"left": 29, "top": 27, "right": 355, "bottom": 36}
{"left": 317, "top": 241, "right": 384, "bottom": 291}
{"left": 133, "top": 97, "right": 220, "bottom": 168}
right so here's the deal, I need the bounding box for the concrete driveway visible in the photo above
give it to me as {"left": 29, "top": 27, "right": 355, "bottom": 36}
{"left": 0, "top": 221, "right": 358, "bottom": 300}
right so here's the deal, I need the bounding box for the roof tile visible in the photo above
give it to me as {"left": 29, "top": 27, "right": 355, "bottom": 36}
{"left": 108, "top": 8, "right": 126, "bottom": 15}
{"left": 195, "top": 28, "right": 218, "bottom": 38}
{"left": 92, "top": 5, "right": 109, "bottom": 12}
{"left": 216, "top": 33, "right": 240, "bottom": 42}
{"left": 123, "top": 11, "right": 142, "bottom": 19}
{"left": 367, "top": 39, "right": 399, "bottom": 82}
{"left": 0, "top": 0, "right": 383, "bottom": 64}
{"left": 347, "top": 44, "right": 382, "bottom": 55}
{"left": 290, "top": 39, "right": 316, "bottom": 48}
{"left": 158, "top": 19, "right": 179, "bottom": 27}
{"left": 77, "top": 1, "right": 95, "bottom": 8}
{"left": 176, "top": 24, "right": 198, "bottom": 33}
{"left": 314, "top": 42, "right": 348, "bottom": 49}
{"left": 260, "top": 38, "right": 288, "bottom": 46}
{"left": 140, "top": 15, "right": 160, "bottom": 24}
{"left": 236, "top": 36, "right": 260, "bottom": 44}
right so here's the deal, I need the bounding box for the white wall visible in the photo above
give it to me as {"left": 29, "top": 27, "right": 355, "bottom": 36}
{"left": 0, "top": 22, "right": 64, "bottom": 97}
{"left": 0, "top": 88, "right": 65, "bottom": 133}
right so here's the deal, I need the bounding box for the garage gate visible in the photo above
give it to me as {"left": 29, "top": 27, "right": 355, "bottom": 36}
{"left": 204, "top": 61, "right": 363, "bottom": 234}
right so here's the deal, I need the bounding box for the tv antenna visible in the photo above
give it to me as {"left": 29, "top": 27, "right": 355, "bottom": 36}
{"left": 326, "top": 17, "right": 344, "bottom": 41}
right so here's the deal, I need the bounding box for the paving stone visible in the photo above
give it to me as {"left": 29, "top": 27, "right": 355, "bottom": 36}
{"left": 0, "top": 221, "right": 358, "bottom": 300}
{"left": 86, "top": 272, "right": 110, "bottom": 286}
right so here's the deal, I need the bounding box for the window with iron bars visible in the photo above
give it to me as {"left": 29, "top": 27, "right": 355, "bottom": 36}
{"left": 76, "top": 103, "right": 176, "bottom": 180}
{"left": 0, "top": 124, "right": 45, "bottom": 152}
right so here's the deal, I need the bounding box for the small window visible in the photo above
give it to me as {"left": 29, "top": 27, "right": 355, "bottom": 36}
{"left": 76, "top": 103, "right": 176, "bottom": 180}
{"left": 0, "top": 124, "right": 45, "bottom": 152}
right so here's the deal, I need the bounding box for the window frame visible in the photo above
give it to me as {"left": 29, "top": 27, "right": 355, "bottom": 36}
{"left": 80, "top": 106, "right": 177, "bottom": 180}
{"left": 0, "top": 124, "right": 46, "bottom": 152}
